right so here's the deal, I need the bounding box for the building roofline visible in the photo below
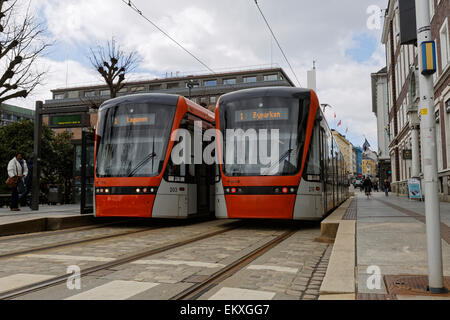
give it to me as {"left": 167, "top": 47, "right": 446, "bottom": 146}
{"left": 51, "top": 67, "right": 295, "bottom": 93}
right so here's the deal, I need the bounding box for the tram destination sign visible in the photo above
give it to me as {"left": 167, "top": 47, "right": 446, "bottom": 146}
{"left": 49, "top": 113, "right": 89, "bottom": 128}
{"left": 235, "top": 108, "right": 289, "bottom": 122}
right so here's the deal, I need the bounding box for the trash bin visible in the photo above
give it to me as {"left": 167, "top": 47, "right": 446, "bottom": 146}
{"left": 48, "top": 185, "right": 64, "bottom": 204}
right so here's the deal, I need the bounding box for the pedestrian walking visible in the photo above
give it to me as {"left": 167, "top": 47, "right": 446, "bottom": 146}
{"left": 6, "top": 152, "right": 28, "bottom": 211}
{"left": 384, "top": 179, "right": 389, "bottom": 197}
{"left": 363, "top": 176, "right": 372, "bottom": 199}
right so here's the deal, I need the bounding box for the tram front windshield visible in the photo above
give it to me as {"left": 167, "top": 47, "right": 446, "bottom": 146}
{"left": 221, "top": 96, "right": 309, "bottom": 177}
{"left": 96, "top": 102, "right": 176, "bottom": 178}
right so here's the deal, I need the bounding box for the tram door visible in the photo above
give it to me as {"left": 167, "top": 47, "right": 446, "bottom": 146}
{"left": 80, "top": 131, "right": 95, "bottom": 214}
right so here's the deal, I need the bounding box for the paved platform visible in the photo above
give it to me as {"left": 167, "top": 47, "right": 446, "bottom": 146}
{"left": 0, "top": 204, "right": 81, "bottom": 225}
{"left": 321, "top": 191, "right": 450, "bottom": 300}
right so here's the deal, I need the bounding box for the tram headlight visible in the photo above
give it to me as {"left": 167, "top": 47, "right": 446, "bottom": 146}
{"left": 231, "top": 188, "right": 237, "bottom": 194}
{"left": 282, "top": 187, "right": 288, "bottom": 194}
{"left": 150, "top": 188, "right": 155, "bottom": 193}
{"left": 105, "top": 189, "right": 110, "bottom": 193}
{"left": 143, "top": 188, "right": 148, "bottom": 193}
{"left": 136, "top": 188, "right": 141, "bottom": 193}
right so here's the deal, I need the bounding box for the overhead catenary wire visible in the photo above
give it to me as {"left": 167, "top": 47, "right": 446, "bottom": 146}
{"left": 253, "top": 0, "right": 301, "bottom": 87}
{"left": 121, "top": 0, "right": 215, "bottom": 74}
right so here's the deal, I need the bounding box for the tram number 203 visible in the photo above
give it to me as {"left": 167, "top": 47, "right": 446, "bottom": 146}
{"left": 170, "top": 187, "right": 178, "bottom": 193}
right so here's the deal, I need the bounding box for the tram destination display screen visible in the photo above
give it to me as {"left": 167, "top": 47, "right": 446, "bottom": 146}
{"left": 113, "top": 113, "right": 156, "bottom": 126}
{"left": 235, "top": 108, "right": 289, "bottom": 122}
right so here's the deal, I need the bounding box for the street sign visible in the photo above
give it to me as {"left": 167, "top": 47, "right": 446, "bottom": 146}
{"left": 408, "top": 178, "right": 422, "bottom": 200}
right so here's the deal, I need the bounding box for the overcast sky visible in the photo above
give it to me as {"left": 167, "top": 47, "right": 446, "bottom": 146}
{"left": 12, "top": 0, "right": 388, "bottom": 150}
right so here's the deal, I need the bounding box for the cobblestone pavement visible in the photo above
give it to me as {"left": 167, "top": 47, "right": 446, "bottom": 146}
{"left": 6, "top": 221, "right": 330, "bottom": 300}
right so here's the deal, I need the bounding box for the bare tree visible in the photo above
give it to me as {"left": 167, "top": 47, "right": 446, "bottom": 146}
{"left": 0, "top": 0, "right": 50, "bottom": 104}
{"left": 89, "top": 38, "right": 140, "bottom": 100}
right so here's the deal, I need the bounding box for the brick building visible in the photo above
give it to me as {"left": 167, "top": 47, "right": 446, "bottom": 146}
{"left": 380, "top": 0, "right": 450, "bottom": 201}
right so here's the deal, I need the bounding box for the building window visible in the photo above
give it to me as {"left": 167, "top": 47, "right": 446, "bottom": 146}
{"left": 446, "top": 99, "right": 450, "bottom": 113}
{"left": 84, "top": 91, "right": 96, "bottom": 97}
{"left": 223, "top": 78, "right": 236, "bottom": 85}
{"left": 429, "top": 0, "right": 435, "bottom": 18}
{"left": 54, "top": 93, "right": 65, "bottom": 100}
{"left": 149, "top": 84, "right": 161, "bottom": 90}
{"left": 439, "top": 19, "right": 449, "bottom": 69}
{"left": 100, "top": 89, "right": 110, "bottom": 96}
{"left": 203, "top": 79, "right": 217, "bottom": 87}
{"left": 67, "top": 91, "right": 79, "bottom": 99}
{"left": 435, "top": 110, "right": 440, "bottom": 123}
{"left": 118, "top": 87, "right": 128, "bottom": 93}
{"left": 264, "top": 74, "right": 277, "bottom": 81}
{"left": 167, "top": 83, "right": 179, "bottom": 89}
{"left": 210, "top": 96, "right": 216, "bottom": 104}
{"left": 243, "top": 76, "right": 257, "bottom": 83}
{"left": 130, "top": 86, "right": 146, "bottom": 93}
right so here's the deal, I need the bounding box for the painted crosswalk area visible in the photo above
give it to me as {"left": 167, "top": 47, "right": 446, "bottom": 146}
{"left": 132, "top": 259, "right": 225, "bottom": 268}
{"left": 65, "top": 280, "right": 159, "bottom": 300}
{"left": 208, "top": 287, "right": 276, "bottom": 300}
{"left": 246, "top": 265, "right": 299, "bottom": 274}
{"left": 21, "top": 254, "right": 115, "bottom": 262}
{"left": 0, "top": 274, "right": 55, "bottom": 292}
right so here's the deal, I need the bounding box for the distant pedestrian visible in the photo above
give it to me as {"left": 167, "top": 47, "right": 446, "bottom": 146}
{"left": 7, "top": 152, "right": 28, "bottom": 211}
{"left": 384, "top": 180, "right": 389, "bottom": 197}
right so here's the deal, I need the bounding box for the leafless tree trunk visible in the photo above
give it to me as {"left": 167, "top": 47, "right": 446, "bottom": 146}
{"left": 0, "top": 0, "right": 51, "bottom": 104}
{"left": 89, "top": 38, "right": 140, "bottom": 101}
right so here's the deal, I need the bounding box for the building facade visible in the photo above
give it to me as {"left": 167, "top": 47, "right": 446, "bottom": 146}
{"left": 380, "top": 0, "right": 450, "bottom": 200}
{"left": 0, "top": 103, "right": 34, "bottom": 127}
{"left": 331, "top": 130, "right": 354, "bottom": 177}
{"left": 371, "top": 67, "right": 392, "bottom": 184}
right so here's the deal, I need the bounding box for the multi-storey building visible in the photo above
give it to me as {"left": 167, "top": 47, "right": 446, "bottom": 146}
{"left": 371, "top": 67, "right": 392, "bottom": 184}
{"left": 380, "top": 0, "right": 450, "bottom": 201}
{"left": 0, "top": 103, "right": 34, "bottom": 127}
{"left": 331, "top": 130, "right": 354, "bottom": 178}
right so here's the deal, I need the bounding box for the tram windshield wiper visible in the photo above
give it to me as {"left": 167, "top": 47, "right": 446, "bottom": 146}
{"left": 127, "top": 152, "right": 157, "bottom": 177}
{"left": 260, "top": 148, "right": 294, "bottom": 176}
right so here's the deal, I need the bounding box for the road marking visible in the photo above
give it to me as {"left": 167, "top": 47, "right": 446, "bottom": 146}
{"left": 208, "top": 287, "right": 276, "bottom": 300}
{"left": 132, "top": 259, "right": 225, "bottom": 268}
{"left": 21, "top": 254, "right": 115, "bottom": 262}
{"left": 0, "top": 274, "right": 55, "bottom": 292}
{"left": 247, "top": 265, "right": 299, "bottom": 274}
{"left": 66, "top": 280, "right": 158, "bottom": 300}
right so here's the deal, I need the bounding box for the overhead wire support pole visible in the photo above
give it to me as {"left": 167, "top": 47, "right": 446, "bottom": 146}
{"left": 414, "top": 0, "right": 446, "bottom": 294}
{"left": 122, "top": 0, "right": 215, "bottom": 74}
{"left": 253, "top": 0, "right": 301, "bottom": 87}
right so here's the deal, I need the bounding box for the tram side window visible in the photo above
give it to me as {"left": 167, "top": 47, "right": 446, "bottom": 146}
{"left": 305, "top": 124, "right": 321, "bottom": 180}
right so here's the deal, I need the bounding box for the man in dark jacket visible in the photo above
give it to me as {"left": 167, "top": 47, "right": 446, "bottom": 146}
{"left": 362, "top": 176, "right": 372, "bottom": 195}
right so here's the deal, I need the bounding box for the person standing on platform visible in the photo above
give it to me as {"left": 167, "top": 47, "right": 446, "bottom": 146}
{"left": 7, "top": 152, "right": 28, "bottom": 211}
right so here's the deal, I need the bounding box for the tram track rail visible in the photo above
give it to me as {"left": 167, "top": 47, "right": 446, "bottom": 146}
{"left": 170, "top": 229, "right": 297, "bottom": 300}
{"left": 0, "top": 222, "right": 242, "bottom": 300}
